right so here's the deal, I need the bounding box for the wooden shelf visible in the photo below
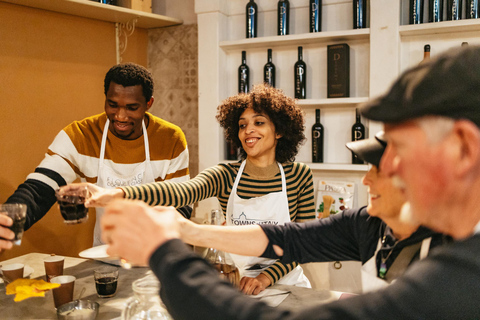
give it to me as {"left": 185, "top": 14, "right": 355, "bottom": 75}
{"left": 307, "top": 163, "right": 369, "bottom": 172}
{"left": 219, "top": 29, "right": 370, "bottom": 51}
{"left": 399, "top": 19, "right": 480, "bottom": 37}
{"left": 0, "top": 0, "right": 183, "bottom": 29}
{"left": 296, "top": 97, "right": 369, "bottom": 108}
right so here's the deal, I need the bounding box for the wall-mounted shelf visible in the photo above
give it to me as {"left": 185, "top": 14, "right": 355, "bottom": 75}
{"left": 0, "top": 0, "right": 182, "bottom": 29}
{"left": 399, "top": 19, "right": 480, "bottom": 37}
{"left": 307, "top": 163, "right": 369, "bottom": 172}
{"left": 219, "top": 29, "right": 370, "bottom": 51}
{"left": 296, "top": 97, "right": 369, "bottom": 108}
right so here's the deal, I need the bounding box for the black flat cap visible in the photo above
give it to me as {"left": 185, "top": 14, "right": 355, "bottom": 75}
{"left": 361, "top": 46, "right": 480, "bottom": 127}
{"left": 346, "top": 131, "right": 386, "bottom": 167}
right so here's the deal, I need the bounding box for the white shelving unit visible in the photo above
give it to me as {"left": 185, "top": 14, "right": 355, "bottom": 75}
{"left": 296, "top": 97, "right": 369, "bottom": 108}
{"left": 196, "top": 0, "right": 480, "bottom": 293}
{"left": 399, "top": 14, "right": 480, "bottom": 75}
{"left": 399, "top": 17, "right": 480, "bottom": 36}
{"left": 307, "top": 163, "right": 369, "bottom": 172}
{"left": 0, "top": 0, "right": 182, "bottom": 29}
{"left": 219, "top": 28, "right": 370, "bottom": 50}
{"left": 196, "top": 0, "right": 378, "bottom": 220}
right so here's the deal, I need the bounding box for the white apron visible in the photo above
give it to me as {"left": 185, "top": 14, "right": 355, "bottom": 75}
{"left": 93, "top": 119, "right": 155, "bottom": 246}
{"left": 226, "top": 161, "right": 310, "bottom": 287}
{"left": 361, "top": 236, "right": 431, "bottom": 292}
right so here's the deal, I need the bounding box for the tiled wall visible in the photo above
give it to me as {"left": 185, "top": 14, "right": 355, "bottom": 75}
{"left": 148, "top": 24, "right": 199, "bottom": 178}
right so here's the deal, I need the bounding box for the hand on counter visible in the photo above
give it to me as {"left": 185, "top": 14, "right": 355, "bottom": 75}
{"left": 240, "top": 273, "right": 270, "bottom": 295}
{"left": 58, "top": 183, "right": 124, "bottom": 207}
{"left": 101, "top": 200, "right": 181, "bottom": 266}
{"left": 0, "top": 214, "right": 14, "bottom": 252}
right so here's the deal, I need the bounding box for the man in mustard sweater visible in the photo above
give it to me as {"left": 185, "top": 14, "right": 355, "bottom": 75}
{"left": 0, "top": 63, "right": 190, "bottom": 250}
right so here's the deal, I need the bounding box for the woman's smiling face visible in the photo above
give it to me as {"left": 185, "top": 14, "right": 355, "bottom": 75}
{"left": 238, "top": 107, "right": 281, "bottom": 165}
{"left": 362, "top": 164, "right": 406, "bottom": 220}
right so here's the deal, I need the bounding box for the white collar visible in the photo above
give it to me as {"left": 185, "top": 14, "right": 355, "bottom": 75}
{"left": 474, "top": 220, "right": 480, "bottom": 235}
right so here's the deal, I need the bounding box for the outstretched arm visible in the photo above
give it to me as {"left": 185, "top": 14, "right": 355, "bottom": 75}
{"left": 178, "top": 216, "right": 274, "bottom": 257}
{"left": 101, "top": 201, "right": 283, "bottom": 265}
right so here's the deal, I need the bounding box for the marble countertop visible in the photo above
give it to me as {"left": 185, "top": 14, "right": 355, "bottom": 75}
{"left": 0, "top": 253, "right": 153, "bottom": 319}
{"left": 1, "top": 253, "right": 348, "bottom": 319}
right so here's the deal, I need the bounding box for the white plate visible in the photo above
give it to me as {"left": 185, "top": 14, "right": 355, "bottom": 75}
{"left": 79, "top": 245, "right": 121, "bottom": 265}
{"left": 0, "top": 265, "right": 34, "bottom": 284}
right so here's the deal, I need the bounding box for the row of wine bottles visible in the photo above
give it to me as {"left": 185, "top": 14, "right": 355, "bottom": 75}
{"left": 246, "top": 0, "right": 367, "bottom": 39}
{"left": 239, "top": 48, "right": 307, "bottom": 98}
{"left": 312, "top": 109, "right": 365, "bottom": 164}
{"left": 410, "top": 0, "right": 479, "bottom": 24}
{"left": 239, "top": 45, "right": 350, "bottom": 99}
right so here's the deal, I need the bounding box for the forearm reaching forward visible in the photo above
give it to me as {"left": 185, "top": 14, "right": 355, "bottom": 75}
{"left": 173, "top": 211, "right": 283, "bottom": 257}
{"left": 101, "top": 201, "right": 284, "bottom": 267}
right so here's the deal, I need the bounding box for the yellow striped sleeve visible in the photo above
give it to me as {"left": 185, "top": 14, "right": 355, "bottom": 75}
{"left": 121, "top": 164, "right": 232, "bottom": 207}
{"left": 261, "top": 261, "right": 299, "bottom": 285}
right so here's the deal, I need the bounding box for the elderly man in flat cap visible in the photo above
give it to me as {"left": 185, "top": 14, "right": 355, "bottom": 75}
{"left": 98, "top": 46, "right": 480, "bottom": 319}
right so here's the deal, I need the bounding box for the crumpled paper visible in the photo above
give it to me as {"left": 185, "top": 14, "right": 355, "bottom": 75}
{"left": 6, "top": 278, "right": 60, "bottom": 302}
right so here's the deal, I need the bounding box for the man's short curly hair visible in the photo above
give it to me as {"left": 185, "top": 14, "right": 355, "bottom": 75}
{"left": 104, "top": 63, "right": 154, "bottom": 103}
{"left": 216, "top": 84, "right": 306, "bottom": 163}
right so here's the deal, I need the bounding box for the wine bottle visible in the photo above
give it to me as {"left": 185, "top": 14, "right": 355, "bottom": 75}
{"left": 310, "top": 0, "right": 322, "bottom": 32}
{"left": 467, "top": 0, "right": 479, "bottom": 19}
{"left": 246, "top": 0, "right": 257, "bottom": 38}
{"left": 264, "top": 49, "right": 276, "bottom": 88}
{"left": 447, "top": 0, "right": 462, "bottom": 20}
{"left": 422, "top": 44, "right": 430, "bottom": 63}
{"left": 238, "top": 51, "right": 249, "bottom": 94}
{"left": 354, "top": 0, "right": 367, "bottom": 29}
{"left": 294, "top": 46, "right": 307, "bottom": 99}
{"left": 462, "top": 41, "right": 469, "bottom": 46}
{"left": 278, "top": 0, "right": 290, "bottom": 36}
{"left": 312, "top": 109, "right": 324, "bottom": 163}
{"left": 351, "top": 109, "right": 365, "bottom": 164}
{"left": 429, "top": 0, "right": 443, "bottom": 22}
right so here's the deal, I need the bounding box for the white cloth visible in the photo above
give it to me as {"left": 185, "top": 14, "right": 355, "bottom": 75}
{"left": 226, "top": 160, "right": 310, "bottom": 287}
{"left": 94, "top": 119, "right": 155, "bottom": 246}
{"left": 361, "top": 236, "right": 431, "bottom": 292}
{"left": 474, "top": 220, "right": 480, "bottom": 235}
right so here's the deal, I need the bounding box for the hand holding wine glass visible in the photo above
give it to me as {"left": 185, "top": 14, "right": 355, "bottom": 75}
{"left": 58, "top": 183, "right": 124, "bottom": 207}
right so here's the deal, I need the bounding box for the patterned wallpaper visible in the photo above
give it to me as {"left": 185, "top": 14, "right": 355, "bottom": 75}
{"left": 147, "top": 24, "right": 199, "bottom": 178}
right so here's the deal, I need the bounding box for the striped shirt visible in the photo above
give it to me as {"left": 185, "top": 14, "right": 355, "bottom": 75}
{"left": 121, "top": 160, "right": 316, "bottom": 284}
{"left": 7, "top": 112, "right": 190, "bottom": 229}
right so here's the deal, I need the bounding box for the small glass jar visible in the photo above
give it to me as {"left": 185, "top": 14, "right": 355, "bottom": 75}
{"left": 122, "top": 277, "right": 172, "bottom": 320}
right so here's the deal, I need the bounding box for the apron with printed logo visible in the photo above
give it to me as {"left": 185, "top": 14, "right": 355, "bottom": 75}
{"left": 93, "top": 118, "right": 155, "bottom": 246}
{"left": 361, "top": 236, "right": 431, "bottom": 292}
{"left": 226, "top": 161, "right": 311, "bottom": 287}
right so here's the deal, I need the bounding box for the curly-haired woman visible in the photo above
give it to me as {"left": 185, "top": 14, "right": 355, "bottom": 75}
{"left": 62, "top": 83, "right": 316, "bottom": 294}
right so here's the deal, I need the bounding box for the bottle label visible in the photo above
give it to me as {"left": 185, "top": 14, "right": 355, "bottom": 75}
{"left": 311, "top": 2, "right": 318, "bottom": 31}
{"left": 265, "top": 70, "right": 273, "bottom": 85}
{"left": 354, "top": 130, "right": 363, "bottom": 140}
{"left": 279, "top": 4, "right": 287, "bottom": 35}
{"left": 313, "top": 131, "right": 321, "bottom": 139}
